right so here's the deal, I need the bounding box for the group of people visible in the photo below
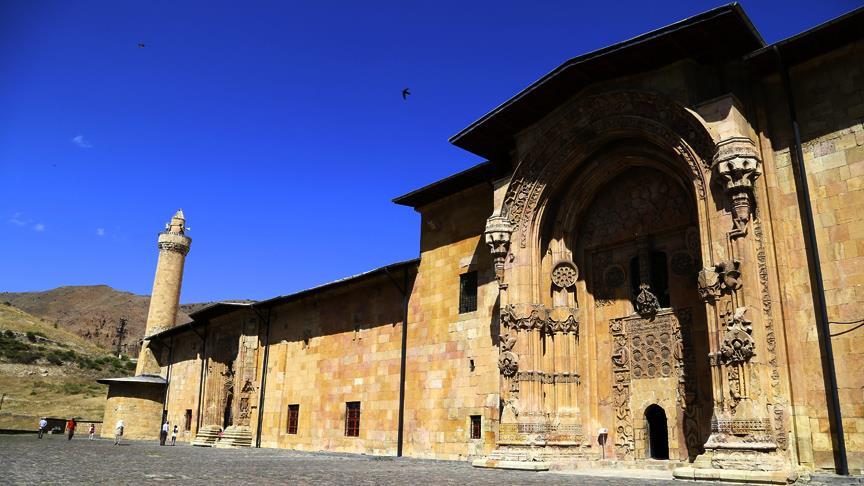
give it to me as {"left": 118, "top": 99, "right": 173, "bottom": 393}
{"left": 160, "top": 421, "right": 179, "bottom": 446}
{"left": 35, "top": 417, "right": 140, "bottom": 446}
{"left": 37, "top": 418, "right": 97, "bottom": 440}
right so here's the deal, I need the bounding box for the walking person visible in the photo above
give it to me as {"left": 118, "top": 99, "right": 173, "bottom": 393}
{"left": 114, "top": 419, "right": 124, "bottom": 445}
{"left": 160, "top": 421, "right": 169, "bottom": 446}
{"left": 38, "top": 418, "right": 47, "bottom": 439}
{"left": 171, "top": 424, "right": 178, "bottom": 446}
{"left": 65, "top": 418, "right": 76, "bottom": 441}
{"left": 88, "top": 423, "right": 96, "bottom": 440}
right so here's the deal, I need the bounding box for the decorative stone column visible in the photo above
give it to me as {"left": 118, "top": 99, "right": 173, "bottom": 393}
{"left": 676, "top": 138, "right": 794, "bottom": 483}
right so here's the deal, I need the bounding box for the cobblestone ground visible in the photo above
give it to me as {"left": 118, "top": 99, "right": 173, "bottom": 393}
{"left": 10, "top": 434, "right": 859, "bottom": 486}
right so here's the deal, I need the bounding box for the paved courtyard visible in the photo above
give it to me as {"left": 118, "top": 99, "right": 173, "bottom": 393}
{"left": 3, "top": 434, "right": 858, "bottom": 485}
{"left": 0, "top": 433, "right": 690, "bottom": 485}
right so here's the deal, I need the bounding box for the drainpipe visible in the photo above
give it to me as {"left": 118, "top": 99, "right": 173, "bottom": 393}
{"left": 385, "top": 265, "right": 412, "bottom": 458}
{"left": 195, "top": 322, "right": 208, "bottom": 432}
{"left": 254, "top": 307, "right": 272, "bottom": 448}
{"left": 774, "top": 45, "right": 848, "bottom": 476}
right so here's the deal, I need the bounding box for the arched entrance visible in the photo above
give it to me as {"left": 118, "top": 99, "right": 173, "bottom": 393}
{"left": 486, "top": 90, "right": 719, "bottom": 464}
{"left": 543, "top": 158, "right": 713, "bottom": 461}
{"left": 645, "top": 405, "right": 669, "bottom": 460}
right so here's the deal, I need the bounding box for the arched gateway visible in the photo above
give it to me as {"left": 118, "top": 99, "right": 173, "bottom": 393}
{"left": 482, "top": 90, "right": 788, "bottom": 476}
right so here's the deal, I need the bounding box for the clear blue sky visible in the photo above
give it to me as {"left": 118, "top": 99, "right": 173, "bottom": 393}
{"left": 0, "top": 0, "right": 857, "bottom": 302}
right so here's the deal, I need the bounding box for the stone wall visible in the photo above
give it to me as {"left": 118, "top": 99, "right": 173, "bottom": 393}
{"left": 101, "top": 383, "right": 164, "bottom": 440}
{"left": 163, "top": 333, "right": 204, "bottom": 443}
{"left": 257, "top": 272, "right": 409, "bottom": 455}
{"left": 761, "top": 39, "right": 864, "bottom": 472}
{"left": 403, "top": 184, "right": 499, "bottom": 460}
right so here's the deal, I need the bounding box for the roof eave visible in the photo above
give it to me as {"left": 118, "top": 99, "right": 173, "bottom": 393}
{"left": 449, "top": 3, "right": 764, "bottom": 160}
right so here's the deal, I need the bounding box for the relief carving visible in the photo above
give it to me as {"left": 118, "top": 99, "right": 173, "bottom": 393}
{"left": 635, "top": 283, "right": 660, "bottom": 318}
{"left": 720, "top": 307, "right": 755, "bottom": 365}
{"left": 498, "top": 331, "right": 519, "bottom": 378}
{"left": 697, "top": 260, "right": 742, "bottom": 302}
{"left": 500, "top": 304, "right": 579, "bottom": 334}
{"left": 713, "top": 137, "right": 762, "bottom": 238}
{"left": 609, "top": 317, "right": 634, "bottom": 460}
{"left": 502, "top": 91, "right": 713, "bottom": 248}
{"left": 485, "top": 214, "right": 514, "bottom": 281}
{"left": 551, "top": 260, "right": 578, "bottom": 288}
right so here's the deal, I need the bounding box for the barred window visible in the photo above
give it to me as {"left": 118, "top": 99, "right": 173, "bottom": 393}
{"left": 286, "top": 404, "right": 299, "bottom": 435}
{"left": 345, "top": 401, "right": 360, "bottom": 437}
{"left": 470, "top": 415, "right": 481, "bottom": 440}
{"left": 459, "top": 271, "right": 478, "bottom": 314}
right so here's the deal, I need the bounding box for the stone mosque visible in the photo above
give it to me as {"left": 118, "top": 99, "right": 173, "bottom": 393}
{"left": 100, "top": 5, "right": 864, "bottom": 482}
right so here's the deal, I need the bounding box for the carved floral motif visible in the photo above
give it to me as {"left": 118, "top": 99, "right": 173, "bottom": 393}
{"left": 697, "top": 260, "right": 742, "bottom": 302}
{"left": 720, "top": 307, "right": 755, "bottom": 365}
{"left": 635, "top": 284, "right": 660, "bottom": 318}
{"left": 551, "top": 260, "right": 578, "bottom": 288}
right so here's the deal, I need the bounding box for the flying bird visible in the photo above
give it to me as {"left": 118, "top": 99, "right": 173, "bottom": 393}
{"left": 402, "top": 88, "right": 410, "bottom": 100}
{"left": 138, "top": 42, "right": 146, "bottom": 48}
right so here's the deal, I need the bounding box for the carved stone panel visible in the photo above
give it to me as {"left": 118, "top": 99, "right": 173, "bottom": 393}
{"left": 610, "top": 309, "right": 702, "bottom": 460}
{"left": 627, "top": 315, "right": 676, "bottom": 380}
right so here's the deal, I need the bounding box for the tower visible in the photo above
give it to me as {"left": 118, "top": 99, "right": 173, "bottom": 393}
{"left": 135, "top": 209, "right": 192, "bottom": 375}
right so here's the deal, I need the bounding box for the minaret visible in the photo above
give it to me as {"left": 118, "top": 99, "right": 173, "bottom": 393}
{"left": 135, "top": 209, "right": 192, "bottom": 375}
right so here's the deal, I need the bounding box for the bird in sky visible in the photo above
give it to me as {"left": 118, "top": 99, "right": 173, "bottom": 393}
{"left": 138, "top": 42, "right": 146, "bottom": 48}
{"left": 402, "top": 88, "right": 410, "bottom": 100}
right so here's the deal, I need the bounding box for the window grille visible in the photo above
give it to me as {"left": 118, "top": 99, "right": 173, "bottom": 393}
{"left": 345, "top": 402, "right": 361, "bottom": 437}
{"left": 287, "top": 404, "right": 299, "bottom": 435}
{"left": 459, "top": 272, "right": 478, "bottom": 313}
{"left": 470, "top": 415, "right": 482, "bottom": 439}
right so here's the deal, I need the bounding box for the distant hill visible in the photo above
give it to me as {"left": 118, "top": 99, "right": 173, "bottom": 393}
{"left": 0, "top": 286, "right": 219, "bottom": 354}
{"left": 0, "top": 303, "right": 136, "bottom": 430}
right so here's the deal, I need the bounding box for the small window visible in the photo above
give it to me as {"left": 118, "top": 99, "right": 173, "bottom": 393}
{"left": 345, "top": 401, "right": 361, "bottom": 437}
{"left": 286, "top": 404, "right": 299, "bottom": 435}
{"left": 629, "top": 251, "right": 670, "bottom": 309}
{"left": 184, "top": 409, "right": 192, "bottom": 431}
{"left": 459, "top": 272, "right": 478, "bottom": 313}
{"left": 470, "top": 415, "right": 482, "bottom": 439}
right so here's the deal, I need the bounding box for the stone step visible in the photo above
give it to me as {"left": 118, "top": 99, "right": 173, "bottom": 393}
{"left": 191, "top": 425, "right": 222, "bottom": 447}
{"left": 213, "top": 426, "right": 253, "bottom": 448}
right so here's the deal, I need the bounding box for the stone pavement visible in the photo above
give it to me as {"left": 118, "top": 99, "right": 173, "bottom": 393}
{"left": 0, "top": 434, "right": 677, "bottom": 485}
{"left": 0, "top": 433, "right": 849, "bottom": 485}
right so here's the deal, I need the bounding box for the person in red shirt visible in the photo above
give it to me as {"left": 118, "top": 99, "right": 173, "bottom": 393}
{"left": 65, "top": 418, "right": 76, "bottom": 441}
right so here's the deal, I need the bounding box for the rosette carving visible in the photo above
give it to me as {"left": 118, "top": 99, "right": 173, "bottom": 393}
{"left": 551, "top": 260, "right": 578, "bottom": 288}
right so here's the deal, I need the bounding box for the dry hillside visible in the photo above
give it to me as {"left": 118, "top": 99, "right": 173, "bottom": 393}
{"left": 0, "top": 286, "right": 214, "bottom": 354}
{"left": 0, "top": 303, "right": 136, "bottom": 430}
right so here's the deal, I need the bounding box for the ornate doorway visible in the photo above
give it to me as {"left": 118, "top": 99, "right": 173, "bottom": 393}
{"left": 572, "top": 166, "right": 712, "bottom": 462}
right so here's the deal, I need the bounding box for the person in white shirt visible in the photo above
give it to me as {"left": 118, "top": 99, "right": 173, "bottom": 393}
{"left": 38, "top": 418, "right": 48, "bottom": 439}
{"left": 171, "top": 424, "right": 178, "bottom": 446}
{"left": 160, "top": 421, "right": 169, "bottom": 446}
{"left": 114, "top": 419, "right": 124, "bottom": 445}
